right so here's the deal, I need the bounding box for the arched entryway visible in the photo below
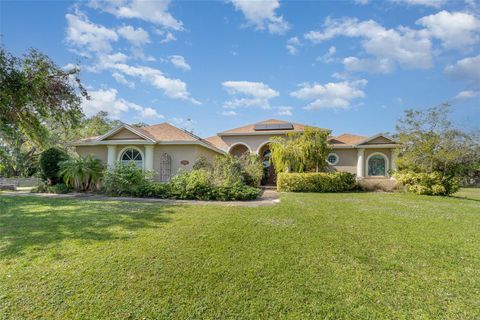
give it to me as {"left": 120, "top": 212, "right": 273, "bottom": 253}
{"left": 367, "top": 152, "right": 389, "bottom": 177}
{"left": 228, "top": 143, "right": 251, "bottom": 157}
{"left": 259, "top": 143, "right": 276, "bottom": 186}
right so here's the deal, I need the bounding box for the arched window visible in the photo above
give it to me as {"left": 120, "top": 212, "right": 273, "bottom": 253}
{"left": 120, "top": 147, "right": 143, "bottom": 168}
{"left": 368, "top": 154, "right": 387, "bottom": 176}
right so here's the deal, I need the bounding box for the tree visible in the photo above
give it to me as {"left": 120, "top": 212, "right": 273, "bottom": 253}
{"left": 39, "top": 147, "right": 69, "bottom": 185}
{"left": 0, "top": 47, "right": 87, "bottom": 148}
{"left": 270, "top": 126, "right": 332, "bottom": 173}
{"left": 59, "top": 155, "right": 104, "bottom": 191}
{"left": 396, "top": 103, "right": 479, "bottom": 178}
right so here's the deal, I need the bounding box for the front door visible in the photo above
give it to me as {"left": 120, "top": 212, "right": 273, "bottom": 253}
{"left": 261, "top": 149, "right": 276, "bottom": 185}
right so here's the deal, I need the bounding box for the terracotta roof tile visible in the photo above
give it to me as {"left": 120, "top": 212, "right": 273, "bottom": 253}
{"left": 329, "top": 133, "right": 367, "bottom": 146}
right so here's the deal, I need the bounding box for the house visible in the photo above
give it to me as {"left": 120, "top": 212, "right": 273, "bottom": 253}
{"left": 74, "top": 119, "right": 399, "bottom": 185}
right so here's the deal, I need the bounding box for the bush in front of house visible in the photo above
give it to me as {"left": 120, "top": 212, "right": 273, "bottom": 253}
{"left": 212, "top": 184, "right": 260, "bottom": 201}
{"left": 103, "top": 162, "right": 154, "bottom": 196}
{"left": 39, "top": 147, "right": 69, "bottom": 185}
{"left": 133, "top": 182, "right": 171, "bottom": 199}
{"left": 170, "top": 169, "right": 215, "bottom": 200}
{"left": 31, "top": 182, "right": 72, "bottom": 194}
{"left": 59, "top": 155, "right": 104, "bottom": 192}
{"left": 394, "top": 171, "right": 460, "bottom": 196}
{"left": 277, "top": 172, "right": 357, "bottom": 192}
{"left": 239, "top": 154, "right": 263, "bottom": 187}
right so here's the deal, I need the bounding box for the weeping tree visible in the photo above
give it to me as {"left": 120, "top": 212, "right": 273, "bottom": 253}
{"left": 270, "top": 126, "right": 332, "bottom": 173}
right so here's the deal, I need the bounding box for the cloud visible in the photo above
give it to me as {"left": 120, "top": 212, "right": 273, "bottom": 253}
{"left": 454, "top": 90, "right": 479, "bottom": 100}
{"left": 277, "top": 106, "right": 293, "bottom": 116}
{"left": 286, "top": 37, "right": 301, "bottom": 55}
{"left": 342, "top": 56, "right": 395, "bottom": 74}
{"left": 222, "top": 81, "right": 279, "bottom": 110}
{"left": 65, "top": 11, "right": 118, "bottom": 53}
{"left": 111, "top": 63, "right": 200, "bottom": 103}
{"left": 229, "top": 0, "right": 289, "bottom": 34}
{"left": 390, "top": 0, "right": 446, "bottom": 7}
{"left": 169, "top": 55, "right": 191, "bottom": 71}
{"left": 417, "top": 11, "right": 480, "bottom": 50}
{"left": 304, "top": 17, "right": 432, "bottom": 72}
{"left": 89, "top": 0, "right": 183, "bottom": 30}
{"left": 112, "top": 72, "right": 135, "bottom": 88}
{"left": 117, "top": 25, "right": 150, "bottom": 46}
{"left": 82, "top": 88, "right": 163, "bottom": 119}
{"left": 155, "top": 30, "right": 176, "bottom": 43}
{"left": 317, "top": 46, "right": 337, "bottom": 63}
{"left": 291, "top": 79, "right": 367, "bottom": 110}
{"left": 444, "top": 54, "right": 480, "bottom": 84}
{"left": 221, "top": 110, "right": 238, "bottom": 116}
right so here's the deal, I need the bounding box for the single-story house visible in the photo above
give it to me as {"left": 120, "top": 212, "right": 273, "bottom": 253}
{"left": 74, "top": 119, "right": 399, "bottom": 185}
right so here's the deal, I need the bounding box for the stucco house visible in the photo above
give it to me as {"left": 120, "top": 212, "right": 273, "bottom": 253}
{"left": 74, "top": 119, "right": 399, "bottom": 185}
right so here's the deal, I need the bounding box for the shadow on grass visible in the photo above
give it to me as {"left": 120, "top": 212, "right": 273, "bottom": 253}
{"left": 450, "top": 195, "right": 480, "bottom": 202}
{"left": 0, "top": 196, "right": 176, "bottom": 259}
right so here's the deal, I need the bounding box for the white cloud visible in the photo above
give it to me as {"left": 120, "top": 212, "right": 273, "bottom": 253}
{"left": 277, "top": 106, "right": 293, "bottom": 116}
{"left": 112, "top": 72, "right": 135, "bottom": 88}
{"left": 222, "top": 81, "right": 279, "bottom": 110}
{"left": 89, "top": 0, "right": 183, "bottom": 30}
{"left": 317, "top": 46, "right": 337, "bottom": 63}
{"left": 169, "top": 55, "right": 191, "bottom": 71}
{"left": 111, "top": 63, "right": 200, "bottom": 103}
{"left": 454, "top": 90, "right": 479, "bottom": 100}
{"left": 390, "top": 0, "right": 446, "bottom": 7}
{"left": 65, "top": 11, "right": 118, "bottom": 53}
{"left": 286, "top": 37, "right": 301, "bottom": 55}
{"left": 444, "top": 55, "right": 480, "bottom": 84}
{"left": 304, "top": 17, "right": 432, "bottom": 72}
{"left": 82, "top": 88, "right": 163, "bottom": 119}
{"left": 159, "top": 31, "right": 176, "bottom": 43}
{"left": 117, "top": 25, "right": 150, "bottom": 46}
{"left": 342, "top": 56, "right": 395, "bottom": 74}
{"left": 229, "top": 0, "right": 290, "bottom": 34}
{"left": 417, "top": 11, "right": 480, "bottom": 50}
{"left": 222, "top": 110, "right": 238, "bottom": 116}
{"left": 291, "top": 79, "right": 367, "bottom": 110}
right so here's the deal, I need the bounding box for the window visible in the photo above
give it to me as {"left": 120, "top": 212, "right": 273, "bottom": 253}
{"left": 327, "top": 153, "right": 339, "bottom": 165}
{"left": 120, "top": 147, "right": 143, "bottom": 168}
{"left": 368, "top": 154, "right": 386, "bottom": 176}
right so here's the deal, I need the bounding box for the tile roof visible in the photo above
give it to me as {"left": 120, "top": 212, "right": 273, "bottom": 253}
{"left": 328, "top": 133, "right": 367, "bottom": 146}
{"left": 203, "top": 135, "right": 229, "bottom": 151}
{"left": 218, "top": 119, "right": 307, "bottom": 135}
{"left": 137, "top": 123, "right": 200, "bottom": 142}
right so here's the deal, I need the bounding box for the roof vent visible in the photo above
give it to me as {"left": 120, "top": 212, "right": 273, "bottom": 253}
{"left": 254, "top": 123, "right": 294, "bottom": 131}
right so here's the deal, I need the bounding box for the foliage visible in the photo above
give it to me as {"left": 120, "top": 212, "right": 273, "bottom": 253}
{"left": 103, "top": 162, "right": 153, "bottom": 196}
{"left": 394, "top": 171, "right": 460, "bottom": 196}
{"left": 396, "top": 103, "right": 479, "bottom": 178}
{"left": 0, "top": 47, "right": 86, "bottom": 148}
{"left": 212, "top": 155, "right": 244, "bottom": 187}
{"left": 239, "top": 153, "right": 263, "bottom": 187}
{"left": 212, "top": 184, "right": 260, "bottom": 201}
{"left": 270, "top": 126, "right": 332, "bottom": 173}
{"left": 170, "top": 169, "right": 215, "bottom": 200}
{"left": 277, "top": 172, "right": 357, "bottom": 192}
{"left": 59, "top": 155, "right": 104, "bottom": 192}
{"left": 38, "top": 148, "right": 69, "bottom": 185}
{"left": 31, "top": 182, "right": 71, "bottom": 194}
{"left": 134, "top": 182, "right": 171, "bottom": 199}
{"left": 0, "top": 136, "right": 38, "bottom": 177}
{"left": 192, "top": 156, "right": 213, "bottom": 171}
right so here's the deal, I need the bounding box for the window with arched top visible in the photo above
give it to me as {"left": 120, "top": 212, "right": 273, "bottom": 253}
{"left": 368, "top": 154, "right": 387, "bottom": 176}
{"left": 120, "top": 147, "right": 143, "bottom": 168}
{"left": 159, "top": 153, "right": 172, "bottom": 182}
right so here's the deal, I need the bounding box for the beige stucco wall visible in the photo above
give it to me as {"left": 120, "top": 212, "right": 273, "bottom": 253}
{"left": 221, "top": 134, "right": 285, "bottom": 154}
{"left": 328, "top": 148, "right": 357, "bottom": 174}
{"left": 75, "top": 146, "right": 108, "bottom": 163}
{"left": 108, "top": 128, "right": 143, "bottom": 140}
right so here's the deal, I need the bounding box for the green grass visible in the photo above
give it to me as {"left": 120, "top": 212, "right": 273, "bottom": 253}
{"left": 1, "top": 192, "right": 479, "bottom": 319}
{"left": 454, "top": 187, "right": 480, "bottom": 201}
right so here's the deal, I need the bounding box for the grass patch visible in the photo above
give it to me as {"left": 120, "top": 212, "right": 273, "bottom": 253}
{"left": 1, "top": 193, "right": 479, "bottom": 319}
{"left": 453, "top": 187, "right": 480, "bottom": 201}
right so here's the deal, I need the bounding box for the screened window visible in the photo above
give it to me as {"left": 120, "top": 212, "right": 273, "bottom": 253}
{"left": 368, "top": 155, "right": 386, "bottom": 176}
{"left": 327, "top": 153, "right": 339, "bottom": 165}
{"left": 121, "top": 148, "right": 143, "bottom": 168}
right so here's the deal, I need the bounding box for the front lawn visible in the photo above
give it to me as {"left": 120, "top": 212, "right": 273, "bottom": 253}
{"left": 1, "top": 192, "right": 479, "bottom": 319}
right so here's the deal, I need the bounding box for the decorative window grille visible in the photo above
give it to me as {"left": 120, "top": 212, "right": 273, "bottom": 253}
{"left": 159, "top": 153, "right": 172, "bottom": 182}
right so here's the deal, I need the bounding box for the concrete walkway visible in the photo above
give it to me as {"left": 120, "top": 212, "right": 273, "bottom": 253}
{"left": 1, "top": 189, "right": 280, "bottom": 207}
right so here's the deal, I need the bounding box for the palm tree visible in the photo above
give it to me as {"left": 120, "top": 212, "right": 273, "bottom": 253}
{"left": 59, "top": 155, "right": 104, "bottom": 191}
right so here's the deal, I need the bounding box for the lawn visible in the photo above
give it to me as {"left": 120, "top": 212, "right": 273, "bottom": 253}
{"left": 1, "top": 191, "right": 479, "bottom": 319}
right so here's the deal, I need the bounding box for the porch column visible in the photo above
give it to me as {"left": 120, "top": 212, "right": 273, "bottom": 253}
{"left": 145, "top": 145, "right": 154, "bottom": 171}
{"left": 390, "top": 150, "right": 398, "bottom": 172}
{"left": 357, "top": 148, "right": 365, "bottom": 178}
{"left": 107, "top": 145, "right": 117, "bottom": 167}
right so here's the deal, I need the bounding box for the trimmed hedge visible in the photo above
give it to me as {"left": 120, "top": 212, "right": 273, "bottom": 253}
{"left": 277, "top": 172, "right": 357, "bottom": 192}
{"left": 394, "top": 171, "right": 459, "bottom": 196}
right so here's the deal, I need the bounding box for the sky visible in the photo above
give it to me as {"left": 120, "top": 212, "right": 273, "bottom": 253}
{"left": 1, "top": 0, "right": 479, "bottom": 138}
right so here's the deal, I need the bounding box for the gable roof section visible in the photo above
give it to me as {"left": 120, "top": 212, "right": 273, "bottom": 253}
{"left": 218, "top": 119, "right": 307, "bottom": 135}
{"left": 328, "top": 133, "right": 367, "bottom": 146}
{"left": 204, "top": 135, "right": 229, "bottom": 151}
{"left": 356, "top": 133, "right": 397, "bottom": 146}
{"left": 96, "top": 124, "right": 155, "bottom": 142}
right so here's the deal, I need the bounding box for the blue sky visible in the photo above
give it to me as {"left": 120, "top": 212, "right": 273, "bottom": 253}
{"left": 1, "top": 0, "right": 479, "bottom": 138}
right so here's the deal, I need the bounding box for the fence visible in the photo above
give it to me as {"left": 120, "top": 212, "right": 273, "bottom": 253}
{"left": 0, "top": 177, "right": 41, "bottom": 187}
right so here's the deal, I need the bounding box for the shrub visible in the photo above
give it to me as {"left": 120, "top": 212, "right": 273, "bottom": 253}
{"left": 277, "top": 172, "right": 357, "bottom": 192}
{"left": 239, "top": 154, "right": 263, "bottom": 187}
{"left": 193, "top": 156, "right": 212, "bottom": 171}
{"left": 213, "top": 184, "right": 260, "bottom": 201}
{"left": 51, "top": 183, "right": 70, "bottom": 194}
{"left": 212, "top": 155, "right": 243, "bottom": 187}
{"left": 357, "top": 178, "right": 400, "bottom": 192}
{"left": 170, "top": 169, "right": 214, "bottom": 200}
{"left": 394, "top": 171, "right": 460, "bottom": 196}
{"left": 103, "top": 162, "right": 153, "bottom": 196}
{"left": 39, "top": 148, "right": 69, "bottom": 185}
{"left": 134, "top": 182, "right": 171, "bottom": 198}
{"left": 59, "top": 155, "right": 104, "bottom": 191}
